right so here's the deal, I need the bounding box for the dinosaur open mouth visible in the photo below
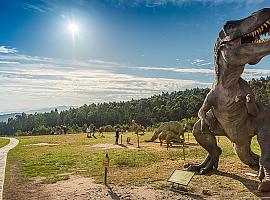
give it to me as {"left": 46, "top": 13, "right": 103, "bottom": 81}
{"left": 230, "top": 19, "right": 270, "bottom": 45}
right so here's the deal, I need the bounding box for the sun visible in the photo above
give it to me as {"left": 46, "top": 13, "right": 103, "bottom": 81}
{"left": 68, "top": 23, "right": 78, "bottom": 33}
{"left": 67, "top": 22, "right": 79, "bottom": 42}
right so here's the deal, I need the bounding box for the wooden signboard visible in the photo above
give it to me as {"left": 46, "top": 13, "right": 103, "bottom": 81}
{"left": 102, "top": 157, "right": 110, "bottom": 167}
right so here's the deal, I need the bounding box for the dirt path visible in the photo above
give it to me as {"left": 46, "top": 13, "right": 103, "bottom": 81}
{"left": 38, "top": 175, "right": 193, "bottom": 200}
{"left": 0, "top": 138, "right": 19, "bottom": 200}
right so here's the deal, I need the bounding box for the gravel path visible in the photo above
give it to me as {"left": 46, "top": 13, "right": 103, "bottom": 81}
{"left": 0, "top": 138, "right": 19, "bottom": 200}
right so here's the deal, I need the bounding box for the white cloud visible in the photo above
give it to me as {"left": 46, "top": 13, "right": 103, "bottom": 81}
{"left": 0, "top": 51, "right": 212, "bottom": 113}
{"left": 1, "top": 45, "right": 269, "bottom": 113}
{"left": 133, "top": 66, "right": 270, "bottom": 79}
{"left": 134, "top": 66, "right": 213, "bottom": 74}
{"left": 0, "top": 46, "right": 17, "bottom": 54}
{"left": 245, "top": 68, "right": 270, "bottom": 75}
{"left": 190, "top": 59, "right": 212, "bottom": 66}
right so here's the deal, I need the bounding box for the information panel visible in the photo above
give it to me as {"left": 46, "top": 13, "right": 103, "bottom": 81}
{"left": 168, "top": 170, "right": 195, "bottom": 186}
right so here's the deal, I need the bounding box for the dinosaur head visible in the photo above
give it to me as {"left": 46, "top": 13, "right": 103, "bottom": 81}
{"left": 218, "top": 8, "right": 270, "bottom": 66}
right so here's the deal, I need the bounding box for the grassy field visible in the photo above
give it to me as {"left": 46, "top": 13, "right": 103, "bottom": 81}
{"left": 4, "top": 132, "right": 265, "bottom": 199}
{"left": 0, "top": 138, "right": 10, "bottom": 148}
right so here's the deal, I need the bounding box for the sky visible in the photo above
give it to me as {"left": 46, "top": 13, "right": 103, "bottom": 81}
{"left": 0, "top": 0, "right": 270, "bottom": 113}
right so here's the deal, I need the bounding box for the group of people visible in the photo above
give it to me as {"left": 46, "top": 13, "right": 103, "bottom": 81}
{"left": 86, "top": 120, "right": 144, "bottom": 145}
{"left": 115, "top": 120, "right": 144, "bottom": 145}
{"left": 115, "top": 128, "right": 125, "bottom": 144}
{"left": 86, "top": 126, "right": 104, "bottom": 138}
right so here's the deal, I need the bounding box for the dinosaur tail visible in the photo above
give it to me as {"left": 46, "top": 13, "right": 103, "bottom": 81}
{"left": 145, "top": 132, "right": 159, "bottom": 142}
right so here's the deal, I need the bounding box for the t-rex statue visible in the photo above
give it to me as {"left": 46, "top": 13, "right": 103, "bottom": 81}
{"left": 146, "top": 121, "right": 185, "bottom": 149}
{"left": 186, "top": 8, "right": 270, "bottom": 192}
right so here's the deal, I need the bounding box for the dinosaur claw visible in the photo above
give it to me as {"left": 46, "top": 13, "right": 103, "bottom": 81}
{"left": 186, "top": 164, "right": 201, "bottom": 172}
{"left": 199, "top": 165, "right": 215, "bottom": 175}
{"left": 186, "top": 155, "right": 219, "bottom": 174}
{"left": 199, "top": 168, "right": 209, "bottom": 175}
{"left": 258, "top": 181, "right": 270, "bottom": 192}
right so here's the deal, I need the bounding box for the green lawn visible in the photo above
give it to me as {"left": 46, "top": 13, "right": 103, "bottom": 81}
{"left": 6, "top": 132, "right": 261, "bottom": 185}
{"left": 4, "top": 132, "right": 265, "bottom": 199}
{"left": 0, "top": 138, "right": 10, "bottom": 148}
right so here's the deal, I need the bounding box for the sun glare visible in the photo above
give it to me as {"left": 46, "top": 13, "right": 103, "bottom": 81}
{"left": 67, "top": 22, "right": 79, "bottom": 42}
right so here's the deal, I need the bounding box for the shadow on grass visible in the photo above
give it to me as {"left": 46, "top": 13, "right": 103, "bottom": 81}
{"left": 117, "top": 144, "right": 128, "bottom": 148}
{"left": 106, "top": 185, "right": 120, "bottom": 200}
{"left": 211, "top": 170, "right": 270, "bottom": 198}
{"left": 170, "top": 187, "right": 205, "bottom": 200}
{"left": 159, "top": 143, "right": 199, "bottom": 150}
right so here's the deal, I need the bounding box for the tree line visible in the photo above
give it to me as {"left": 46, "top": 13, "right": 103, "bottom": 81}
{"left": 0, "top": 76, "right": 269, "bottom": 136}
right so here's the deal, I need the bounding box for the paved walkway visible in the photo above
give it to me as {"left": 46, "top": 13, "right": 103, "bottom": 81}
{"left": 0, "top": 138, "right": 19, "bottom": 200}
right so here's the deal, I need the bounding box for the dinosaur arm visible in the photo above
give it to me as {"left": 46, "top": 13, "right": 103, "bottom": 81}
{"left": 198, "top": 90, "right": 216, "bottom": 129}
{"left": 245, "top": 94, "right": 259, "bottom": 117}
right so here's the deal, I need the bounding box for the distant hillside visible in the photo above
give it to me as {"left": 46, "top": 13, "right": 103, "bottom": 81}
{"left": 0, "top": 106, "right": 76, "bottom": 122}
{"left": 0, "top": 113, "right": 20, "bottom": 123}
{"left": 0, "top": 88, "right": 210, "bottom": 135}
{"left": 1, "top": 76, "right": 269, "bottom": 135}
{"left": 26, "top": 105, "right": 77, "bottom": 114}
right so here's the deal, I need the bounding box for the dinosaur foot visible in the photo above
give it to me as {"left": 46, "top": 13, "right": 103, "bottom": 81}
{"left": 186, "top": 155, "right": 219, "bottom": 175}
{"left": 258, "top": 181, "right": 270, "bottom": 192}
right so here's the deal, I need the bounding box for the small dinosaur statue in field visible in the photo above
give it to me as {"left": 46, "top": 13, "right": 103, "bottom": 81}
{"left": 146, "top": 121, "right": 185, "bottom": 149}
{"left": 187, "top": 8, "right": 270, "bottom": 192}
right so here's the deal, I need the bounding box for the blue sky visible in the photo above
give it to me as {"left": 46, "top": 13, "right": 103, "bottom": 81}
{"left": 0, "top": 0, "right": 270, "bottom": 113}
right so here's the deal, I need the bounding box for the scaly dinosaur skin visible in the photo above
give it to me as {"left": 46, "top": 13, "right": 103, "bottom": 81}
{"left": 187, "top": 8, "right": 270, "bottom": 192}
{"left": 146, "top": 121, "right": 185, "bottom": 149}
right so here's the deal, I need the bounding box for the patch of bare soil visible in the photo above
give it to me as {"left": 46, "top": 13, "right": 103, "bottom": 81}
{"left": 24, "top": 143, "right": 59, "bottom": 146}
{"left": 42, "top": 175, "right": 191, "bottom": 200}
{"left": 3, "top": 160, "right": 50, "bottom": 200}
{"left": 92, "top": 143, "right": 136, "bottom": 150}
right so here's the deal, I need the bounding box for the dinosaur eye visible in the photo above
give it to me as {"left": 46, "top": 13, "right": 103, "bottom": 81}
{"left": 228, "top": 24, "right": 236, "bottom": 30}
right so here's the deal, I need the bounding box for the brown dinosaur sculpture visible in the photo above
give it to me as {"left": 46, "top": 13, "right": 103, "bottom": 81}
{"left": 146, "top": 121, "right": 185, "bottom": 149}
{"left": 186, "top": 8, "right": 270, "bottom": 192}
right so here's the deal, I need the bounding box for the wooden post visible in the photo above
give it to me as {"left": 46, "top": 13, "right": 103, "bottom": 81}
{"left": 182, "top": 142, "right": 186, "bottom": 161}
{"left": 120, "top": 134, "right": 123, "bottom": 145}
{"left": 187, "top": 132, "right": 189, "bottom": 144}
{"left": 137, "top": 133, "right": 140, "bottom": 148}
{"left": 103, "top": 154, "right": 109, "bottom": 185}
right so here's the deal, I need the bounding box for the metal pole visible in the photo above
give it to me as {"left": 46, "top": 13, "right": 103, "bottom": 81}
{"left": 182, "top": 143, "right": 186, "bottom": 161}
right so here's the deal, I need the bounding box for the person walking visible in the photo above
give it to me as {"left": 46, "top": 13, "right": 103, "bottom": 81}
{"left": 115, "top": 128, "right": 120, "bottom": 144}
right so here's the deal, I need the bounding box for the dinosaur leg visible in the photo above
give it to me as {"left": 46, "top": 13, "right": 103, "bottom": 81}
{"left": 257, "top": 128, "right": 270, "bottom": 192}
{"left": 165, "top": 131, "right": 172, "bottom": 150}
{"left": 233, "top": 138, "right": 259, "bottom": 167}
{"left": 187, "top": 116, "right": 225, "bottom": 174}
{"left": 159, "top": 139, "right": 162, "bottom": 146}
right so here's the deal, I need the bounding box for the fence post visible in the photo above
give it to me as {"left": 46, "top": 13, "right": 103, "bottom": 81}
{"left": 182, "top": 143, "right": 186, "bottom": 161}
{"left": 137, "top": 133, "right": 140, "bottom": 148}
{"left": 103, "top": 154, "right": 109, "bottom": 185}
